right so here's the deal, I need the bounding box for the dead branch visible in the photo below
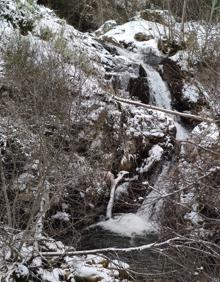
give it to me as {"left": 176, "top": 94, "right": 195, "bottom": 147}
{"left": 41, "top": 237, "right": 181, "bottom": 257}
{"left": 113, "top": 96, "right": 214, "bottom": 123}
{"left": 178, "top": 140, "right": 220, "bottom": 157}
{"left": 106, "top": 171, "right": 129, "bottom": 219}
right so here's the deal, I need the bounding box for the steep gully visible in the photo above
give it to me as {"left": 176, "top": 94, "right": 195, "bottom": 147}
{"left": 80, "top": 50, "right": 190, "bottom": 251}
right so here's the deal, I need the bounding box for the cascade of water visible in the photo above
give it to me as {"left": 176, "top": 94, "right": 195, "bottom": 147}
{"left": 137, "top": 162, "right": 171, "bottom": 231}
{"left": 137, "top": 62, "right": 189, "bottom": 230}
{"left": 142, "top": 62, "right": 189, "bottom": 140}
{"left": 143, "top": 64, "right": 172, "bottom": 109}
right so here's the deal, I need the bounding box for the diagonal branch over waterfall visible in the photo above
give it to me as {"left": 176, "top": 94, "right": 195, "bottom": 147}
{"left": 113, "top": 96, "right": 214, "bottom": 123}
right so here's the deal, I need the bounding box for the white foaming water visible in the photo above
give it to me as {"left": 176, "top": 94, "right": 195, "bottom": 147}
{"left": 143, "top": 64, "right": 172, "bottom": 109}
{"left": 137, "top": 162, "right": 171, "bottom": 231}
{"left": 142, "top": 62, "right": 189, "bottom": 140}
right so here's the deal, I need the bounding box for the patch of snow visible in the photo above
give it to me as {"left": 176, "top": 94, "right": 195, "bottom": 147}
{"left": 192, "top": 122, "right": 219, "bottom": 148}
{"left": 184, "top": 208, "right": 203, "bottom": 225}
{"left": 109, "top": 259, "right": 129, "bottom": 269}
{"left": 100, "top": 19, "right": 166, "bottom": 55}
{"left": 14, "top": 264, "right": 29, "bottom": 279}
{"left": 138, "top": 145, "right": 163, "bottom": 174}
{"left": 181, "top": 191, "right": 195, "bottom": 205}
{"left": 65, "top": 255, "right": 126, "bottom": 282}
{"left": 38, "top": 268, "right": 63, "bottom": 282}
{"left": 182, "top": 83, "right": 200, "bottom": 103}
{"left": 51, "top": 211, "right": 70, "bottom": 222}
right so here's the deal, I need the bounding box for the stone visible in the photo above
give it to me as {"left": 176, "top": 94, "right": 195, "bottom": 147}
{"left": 134, "top": 32, "right": 154, "bottom": 42}
{"left": 127, "top": 65, "right": 150, "bottom": 104}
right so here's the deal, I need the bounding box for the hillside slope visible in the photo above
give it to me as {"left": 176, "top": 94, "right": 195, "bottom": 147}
{"left": 0, "top": 1, "right": 220, "bottom": 281}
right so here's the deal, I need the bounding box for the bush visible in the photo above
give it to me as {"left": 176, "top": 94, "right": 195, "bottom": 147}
{"left": 0, "top": 0, "right": 39, "bottom": 34}
{"left": 37, "top": 0, "right": 147, "bottom": 31}
{"left": 3, "top": 35, "right": 75, "bottom": 122}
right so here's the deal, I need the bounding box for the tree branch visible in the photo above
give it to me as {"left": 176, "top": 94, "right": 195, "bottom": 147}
{"left": 113, "top": 96, "right": 214, "bottom": 123}
{"left": 40, "top": 237, "right": 181, "bottom": 257}
{"left": 106, "top": 171, "right": 129, "bottom": 219}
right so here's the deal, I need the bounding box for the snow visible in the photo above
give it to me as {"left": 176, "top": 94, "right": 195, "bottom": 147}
{"left": 38, "top": 268, "right": 63, "bottom": 282}
{"left": 138, "top": 145, "right": 164, "bottom": 174}
{"left": 182, "top": 83, "right": 200, "bottom": 103}
{"left": 192, "top": 122, "right": 219, "bottom": 148}
{"left": 51, "top": 211, "right": 70, "bottom": 222}
{"left": 184, "top": 203, "right": 203, "bottom": 225}
{"left": 181, "top": 191, "right": 195, "bottom": 205}
{"left": 98, "top": 213, "right": 156, "bottom": 236}
{"left": 109, "top": 259, "right": 129, "bottom": 270}
{"left": 65, "top": 255, "right": 128, "bottom": 282}
{"left": 14, "top": 264, "right": 29, "bottom": 278}
{"left": 100, "top": 19, "right": 167, "bottom": 55}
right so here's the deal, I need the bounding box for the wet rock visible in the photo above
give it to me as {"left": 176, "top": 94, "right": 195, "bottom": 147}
{"left": 160, "top": 58, "right": 185, "bottom": 111}
{"left": 95, "top": 20, "right": 118, "bottom": 37}
{"left": 160, "top": 58, "right": 206, "bottom": 116}
{"left": 100, "top": 41, "right": 119, "bottom": 56}
{"left": 127, "top": 65, "right": 150, "bottom": 104}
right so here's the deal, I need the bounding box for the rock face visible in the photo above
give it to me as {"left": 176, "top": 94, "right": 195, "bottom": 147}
{"left": 160, "top": 58, "right": 206, "bottom": 113}
{"left": 134, "top": 32, "right": 154, "bottom": 41}
{"left": 160, "top": 58, "right": 185, "bottom": 111}
{"left": 127, "top": 65, "right": 150, "bottom": 103}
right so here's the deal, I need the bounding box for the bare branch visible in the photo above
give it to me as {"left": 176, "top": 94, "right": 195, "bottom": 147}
{"left": 178, "top": 140, "right": 220, "bottom": 157}
{"left": 113, "top": 96, "right": 214, "bottom": 123}
{"left": 41, "top": 237, "right": 181, "bottom": 257}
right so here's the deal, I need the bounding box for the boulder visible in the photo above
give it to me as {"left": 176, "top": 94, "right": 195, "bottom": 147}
{"left": 160, "top": 58, "right": 206, "bottom": 116}
{"left": 134, "top": 32, "right": 154, "bottom": 42}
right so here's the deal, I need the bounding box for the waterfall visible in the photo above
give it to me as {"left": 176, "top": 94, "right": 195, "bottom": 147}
{"left": 143, "top": 64, "right": 172, "bottom": 109}
{"left": 137, "top": 162, "right": 171, "bottom": 231}
{"left": 142, "top": 62, "right": 189, "bottom": 140}
{"left": 136, "top": 62, "right": 189, "bottom": 230}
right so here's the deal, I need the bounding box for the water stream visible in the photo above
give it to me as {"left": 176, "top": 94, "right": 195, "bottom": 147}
{"left": 80, "top": 52, "right": 190, "bottom": 276}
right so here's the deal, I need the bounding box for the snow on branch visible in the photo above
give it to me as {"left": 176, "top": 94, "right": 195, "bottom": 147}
{"left": 113, "top": 96, "right": 214, "bottom": 123}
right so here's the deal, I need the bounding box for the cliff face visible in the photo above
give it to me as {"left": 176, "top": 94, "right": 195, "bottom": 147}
{"left": 0, "top": 1, "right": 220, "bottom": 281}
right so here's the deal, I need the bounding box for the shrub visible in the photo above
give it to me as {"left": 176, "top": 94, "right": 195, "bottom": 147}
{"left": 3, "top": 35, "right": 76, "bottom": 122}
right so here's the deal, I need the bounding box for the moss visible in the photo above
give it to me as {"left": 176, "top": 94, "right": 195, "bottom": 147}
{"left": 139, "top": 9, "right": 168, "bottom": 25}
{"left": 39, "top": 26, "right": 54, "bottom": 41}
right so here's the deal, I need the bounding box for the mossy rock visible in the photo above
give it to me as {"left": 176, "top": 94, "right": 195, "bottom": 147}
{"left": 134, "top": 32, "right": 154, "bottom": 42}
{"left": 139, "top": 9, "right": 168, "bottom": 25}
